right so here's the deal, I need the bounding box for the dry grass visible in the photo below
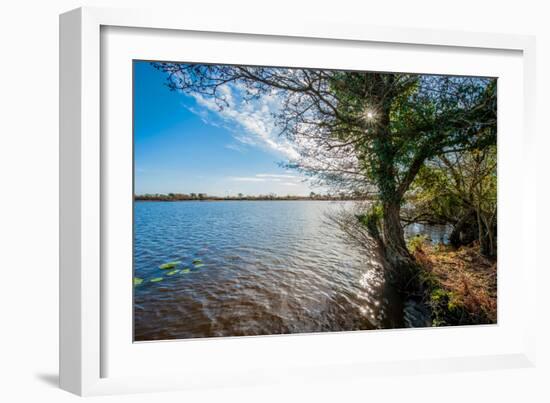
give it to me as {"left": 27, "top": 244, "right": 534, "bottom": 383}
{"left": 410, "top": 239, "right": 497, "bottom": 325}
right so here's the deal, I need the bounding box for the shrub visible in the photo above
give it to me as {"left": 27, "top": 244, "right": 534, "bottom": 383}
{"left": 407, "top": 234, "right": 428, "bottom": 254}
{"left": 357, "top": 203, "right": 383, "bottom": 239}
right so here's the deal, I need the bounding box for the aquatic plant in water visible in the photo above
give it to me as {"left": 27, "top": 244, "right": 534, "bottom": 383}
{"left": 159, "top": 261, "right": 181, "bottom": 269}
{"left": 149, "top": 258, "right": 205, "bottom": 281}
{"left": 133, "top": 277, "right": 144, "bottom": 286}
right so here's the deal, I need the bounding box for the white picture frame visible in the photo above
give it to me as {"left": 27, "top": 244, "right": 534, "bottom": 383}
{"left": 60, "top": 6, "right": 537, "bottom": 396}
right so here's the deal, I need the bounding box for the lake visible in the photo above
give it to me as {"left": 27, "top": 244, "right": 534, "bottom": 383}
{"left": 133, "top": 200, "right": 406, "bottom": 341}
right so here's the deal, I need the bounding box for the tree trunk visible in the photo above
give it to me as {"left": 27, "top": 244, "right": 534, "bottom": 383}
{"left": 381, "top": 201, "right": 420, "bottom": 292}
{"left": 373, "top": 99, "right": 422, "bottom": 293}
{"left": 450, "top": 211, "right": 477, "bottom": 248}
{"left": 479, "top": 213, "right": 497, "bottom": 258}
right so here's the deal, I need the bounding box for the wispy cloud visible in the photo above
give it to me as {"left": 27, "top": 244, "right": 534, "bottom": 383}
{"left": 228, "top": 173, "right": 303, "bottom": 185}
{"left": 183, "top": 82, "right": 300, "bottom": 161}
{"left": 256, "top": 174, "right": 297, "bottom": 179}
{"left": 224, "top": 143, "right": 247, "bottom": 153}
{"left": 229, "top": 177, "right": 267, "bottom": 182}
{"left": 181, "top": 104, "right": 221, "bottom": 128}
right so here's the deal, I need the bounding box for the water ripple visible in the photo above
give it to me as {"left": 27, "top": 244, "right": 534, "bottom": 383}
{"left": 134, "top": 201, "right": 404, "bottom": 341}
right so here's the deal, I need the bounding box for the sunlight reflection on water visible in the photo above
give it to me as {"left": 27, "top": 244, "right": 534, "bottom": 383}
{"left": 134, "top": 200, "right": 406, "bottom": 341}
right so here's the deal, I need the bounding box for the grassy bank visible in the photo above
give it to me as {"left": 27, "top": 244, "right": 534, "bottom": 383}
{"left": 408, "top": 237, "right": 497, "bottom": 327}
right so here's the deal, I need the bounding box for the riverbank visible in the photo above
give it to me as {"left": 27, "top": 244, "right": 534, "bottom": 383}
{"left": 408, "top": 237, "right": 497, "bottom": 326}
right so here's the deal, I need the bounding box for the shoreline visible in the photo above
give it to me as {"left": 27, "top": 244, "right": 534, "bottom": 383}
{"left": 134, "top": 198, "right": 371, "bottom": 202}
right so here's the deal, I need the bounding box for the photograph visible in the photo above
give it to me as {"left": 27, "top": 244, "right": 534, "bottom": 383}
{"left": 133, "top": 60, "right": 497, "bottom": 341}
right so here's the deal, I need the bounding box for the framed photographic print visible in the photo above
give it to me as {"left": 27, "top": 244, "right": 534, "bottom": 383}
{"left": 60, "top": 6, "right": 537, "bottom": 396}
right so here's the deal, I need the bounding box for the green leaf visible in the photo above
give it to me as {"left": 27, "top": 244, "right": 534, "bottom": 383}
{"left": 159, "top": 261, "right": 181, "bottom": 269}
{"left": 150, "top": 277, "right": 164, "bottom": 283}
{"left": 192, "top": 259, "right": 202, "bottom": 265}
{"left": 193, "top": 263, "right": 205, "bottom": 268}
{"left": 181, "top": 268, "right": 191, "bottom": 274}
{"left": 133, "top": 277, "right": 144, "bottom": 286}
{"left": 166, "top": 269, "right": 180, "bottom": 276}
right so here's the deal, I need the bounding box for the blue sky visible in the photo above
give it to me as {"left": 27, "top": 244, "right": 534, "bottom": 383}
{"left": 134, "top": 61, "right": 315, "bottom": 197}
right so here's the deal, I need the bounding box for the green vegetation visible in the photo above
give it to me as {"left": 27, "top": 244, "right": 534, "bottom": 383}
{"left": 134, "top": 258, "right": 205, "bottom": 288}
{"left": 159, "top": 261, "right": 181, "bottom": 270}
{"left": 407, "top": 147, "right": 497, "bottom": 257}
{"left": 407, "top": 234, "right": 428, "bottom": 254}
{"left": 357, "top": 204, "right": 383, "bottom": 240}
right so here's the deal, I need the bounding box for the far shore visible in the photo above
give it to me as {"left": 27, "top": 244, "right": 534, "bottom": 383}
{"left": 134, "top": 196, "right": 372, "bottom": 202}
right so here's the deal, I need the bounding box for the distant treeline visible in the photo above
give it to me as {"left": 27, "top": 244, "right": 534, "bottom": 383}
{"left": 134, "top": 192, "right": 370, "bottom": 202}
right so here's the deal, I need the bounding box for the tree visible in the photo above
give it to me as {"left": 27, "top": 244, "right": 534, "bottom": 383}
{"left": 408, "top": 146, "right": 497, "bottom": 257}
{"left": 154, "top": 63, "right": 496, "bottom": 290}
